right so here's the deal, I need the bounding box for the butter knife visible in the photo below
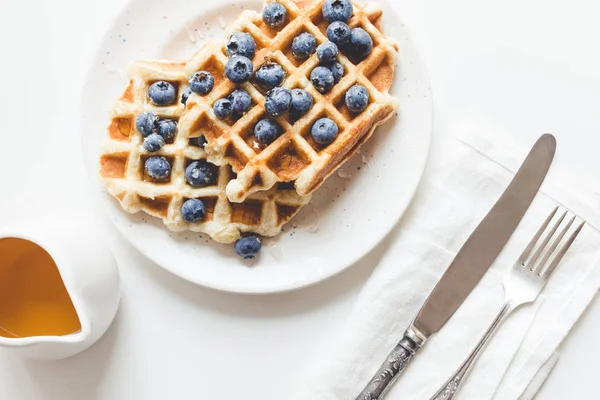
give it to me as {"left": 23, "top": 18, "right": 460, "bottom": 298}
{"left": 356, "top": 134, "right": 556, "bottom": 400}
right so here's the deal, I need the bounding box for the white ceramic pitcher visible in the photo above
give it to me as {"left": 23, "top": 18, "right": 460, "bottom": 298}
{"left": 0, "top": 219, "right": 120, "bottom": 360}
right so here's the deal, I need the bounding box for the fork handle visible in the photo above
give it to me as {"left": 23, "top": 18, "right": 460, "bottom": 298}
{"left": 429, "top": 302, "right": 514, "bottom": 400}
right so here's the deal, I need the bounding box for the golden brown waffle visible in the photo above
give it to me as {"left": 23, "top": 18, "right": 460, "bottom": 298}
{"left": 179, "top": 0, "right": 399, "bottom": 202}
{"left": 99, "top": 60, "right": 310, "bottom": 243}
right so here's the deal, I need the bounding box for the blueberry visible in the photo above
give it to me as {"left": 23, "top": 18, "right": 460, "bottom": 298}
{"left": 347, "top": 27, "right": 373, "bottom": 59}
{"left": 262, "top": 3, "right": 287, "bottom": 28}
{"left": 135, "top": 112, "right": 158, "bottom": 137}
{"left": 157, "top": 119, "right": 177, "bottom": 140}
{"left": 185, "top": 161, "right": 215, "bottom": 187}
{"left": 148, "top": 81, "right": 176, "bottom": 106}
{"left": 225, "top": 56, "right": 253, "bottom": 84}
{"left": 254, "top": 63, "right": 285, "bottom": 90}
{"left": 310, "top": 66, "right": 335, "bottom": 93}
{"left": 143, "top": 133, "right": 165, "bottom": 152}
{"left": 291, "top": 33, "right": 317, "bottom": 59}
{"left": 345, "top": 84, "right": 369, "bottom": 112}
{"left": 322, "top": 0, "right": 353, "bottom": 23}
{"left": 264, "top": 87, "right": 292, "bottom": 117}
{"left": 226, "top": 32, "right": 256, "bottom": 59}
{"left": 181, "top": 87, "right": 192, "bottom": 105}
{"left": 181, "top": 199, "right": 206, "bottom": 223}
{"left": 191, "top": 135, "right": 207, "bottom": 147}
{"left": 290, "top": 89, "right": 313, "bottom": 114}
{"left": 145, "top": 156, "right": 171, "bottom": 179}
{"left": 234, "top": 235, "right": 262, "bottom": 259}
{"left": 188, "top": 71, "right": 214, "bottom": 95}
{"left": 317, "top": 41, "right": 339, "bottom": 63}
{"left": 311, "top": 117, "right": 338, "bottom": 144}
{"left": 254, "top": 119, "right": 281, "bottom": 144}
{"left": 325, "top": 61, "right": 344, "bottom": 83}
{"left": 213, "top": 98, "right": 233, "bottom": 119}
{"left": 228, "top": 89, "right": 253, "bottom": 114}
{"left": 326, "top": 21, "right": 350, "bottom": 45}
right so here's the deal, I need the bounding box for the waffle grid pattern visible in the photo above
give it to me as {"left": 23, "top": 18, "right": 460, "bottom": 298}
{"left": 179, "top": 0, "right": 400, "bottom": 203}
{"left": 100, "top": 60, "right": 310, "bottom": 243}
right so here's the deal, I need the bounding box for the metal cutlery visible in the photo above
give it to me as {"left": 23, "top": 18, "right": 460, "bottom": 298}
{"left": 356, "top": 134, "right": 556, "bottom": 400}
{"left": 429, "top": 208, "right": 584, "bottom": 400}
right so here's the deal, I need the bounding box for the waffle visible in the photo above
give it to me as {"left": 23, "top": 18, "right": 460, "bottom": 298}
{"left": 179, "top": 0, "right": 399, "bottom": 202}
{"left": 99, "top": 60, "right": 311, "bottom": 243}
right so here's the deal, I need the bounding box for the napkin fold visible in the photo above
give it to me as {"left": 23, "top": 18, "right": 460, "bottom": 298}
{"left": 291, "top": 130, "right": 600, "bottom": 400}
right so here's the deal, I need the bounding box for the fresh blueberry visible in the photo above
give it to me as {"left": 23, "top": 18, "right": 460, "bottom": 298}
{"left": 143, "top": 133, "right": 165, "bottom": 152}
{"left": 254, "top": 63, "right": 285, "bottom": 90}
{"left": 291, "top": 33, "right": 317, "bottom": 59}
{"left": 311, "top": 117, "right": 338, "bottom": 144}
{"left": 185, "top": 161, "right": 215, "bottom": 187}
{"left": 226, "top": 32, "right": 256, "bottom": 59}
{"left": 325, "top": 61, "right": 344, "bottom": 83}
{"left": 148, "top": 81, "right": 176, "bottom": 106}
{"left": 317, "top": 41, "right": 338, "bottom": 63}
{"left": 234, "top": 235, "right": 262, "bottom": 259}
{"left": 135, "top": 112, "right": 158, "bottom": 137}
{"left": 228, "top": 89, "right": 253, "bottom": 114}
{"left": 145, "top": 156, "right": 171, "bottom": 179}
{"left": 181, "top": 199, "right": 206, "bottom": 223}
{"left": 290, "top": 89, "right": 313, "bottom": 114}
{"left": 213, "top": 98, "right": 233, "bottom": 119}
{"left": 346, "top": 27, "right": 373, "bottom": 59}
{"left": 264, "top": 87, "right": 292, "bottom": 117}
{"left": 190, "top": 135, "right": 207, "bottom": 147}
{"left": 181, "top": 87, "right": 192, "bottom": 105}
{"left": 188, "top": 71, "right": 214, "bottom": 95}
{"left": 254, "top": 119, "right": 281, "bottom": 144}
{"left": 326, "top": 21, "right": 350, "bottom": 45}
{"left": 225, "top": 55, "right": 253, "bottom": 84}
{"left": 157, "top": 119, "right": 177, "bottom": 140}
{"left": 322, "top": 0, "right": 353, "bottom": 23}
{"left": 262, "top": 3, "right": 287, "bottom": 28}
{"left": 310, "top": 66, "right": 335, "bottom": 93}
{"left": 345, "top": 84, "right": 369, "bottom": 112}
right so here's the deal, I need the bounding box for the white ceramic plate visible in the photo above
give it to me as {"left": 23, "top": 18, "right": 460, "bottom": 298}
{"left": 80, "top": 0, "right": 432, "bottom": 294}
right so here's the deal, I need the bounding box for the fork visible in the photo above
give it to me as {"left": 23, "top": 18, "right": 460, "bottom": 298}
{"left": 429, "top": 207, "right": 585, "bottom": 400}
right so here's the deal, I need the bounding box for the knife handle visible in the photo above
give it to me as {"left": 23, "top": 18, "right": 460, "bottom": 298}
{"left": 355, "top": 330, "right": 424, "bottom": 400}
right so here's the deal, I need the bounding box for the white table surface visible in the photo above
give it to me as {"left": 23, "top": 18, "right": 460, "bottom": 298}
{"left": 1, "top": 0, "right": 599, "bottom": 398}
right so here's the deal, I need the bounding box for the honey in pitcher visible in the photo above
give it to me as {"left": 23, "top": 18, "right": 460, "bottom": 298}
{"left": 0, "top": 238, "right": 81, "bottom": 338}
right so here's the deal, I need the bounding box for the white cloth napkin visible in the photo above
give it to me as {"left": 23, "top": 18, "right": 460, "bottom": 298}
{"left": 290, "top": 130, "right": 600, "bottom": 400}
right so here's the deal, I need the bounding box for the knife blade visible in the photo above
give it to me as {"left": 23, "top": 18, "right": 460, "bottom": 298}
{"left": 356, "top": 134, "right": 556, "bottom": 400}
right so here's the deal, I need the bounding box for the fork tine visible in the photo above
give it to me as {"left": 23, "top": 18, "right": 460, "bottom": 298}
{"left": 518, "top": 207, "right": 558, "bottom": 265}
{"left": 527, "top": 209, "right": 566, "bottom": 268}
{"left": 534, "top": 216, "right": 575, "bottom": 274}
{"left": 540, "top": 221, "right": 585, "bottom": 279}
